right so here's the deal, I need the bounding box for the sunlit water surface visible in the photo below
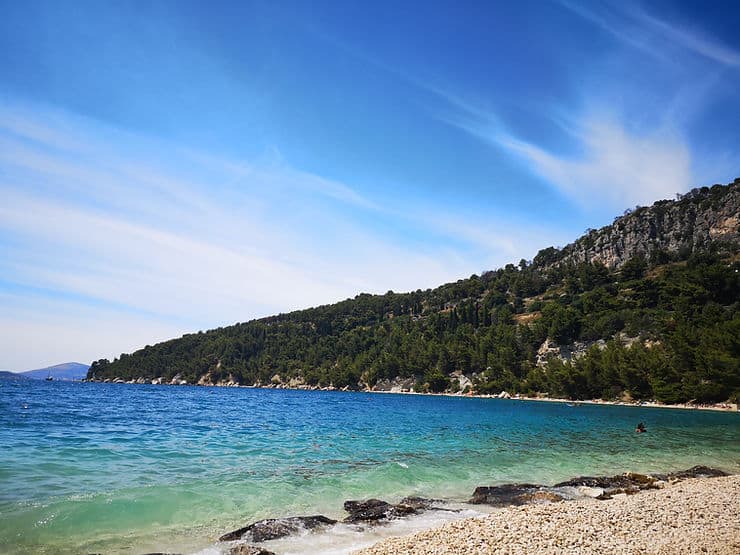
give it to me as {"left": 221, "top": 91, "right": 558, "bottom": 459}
{"left": 1, "top": 381, "right": 738, "bottom": 554}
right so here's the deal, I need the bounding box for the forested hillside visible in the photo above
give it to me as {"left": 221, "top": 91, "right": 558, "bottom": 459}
{"left": 88, "top": 180, "right": 740, "bottom": 403}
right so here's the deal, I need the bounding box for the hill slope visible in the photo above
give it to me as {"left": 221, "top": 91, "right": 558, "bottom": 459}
{"left": 22, "top": 362, "right": 90, "bottom": 380}
{"left": 88, "top": 180, "right": 740, "bottom": 403}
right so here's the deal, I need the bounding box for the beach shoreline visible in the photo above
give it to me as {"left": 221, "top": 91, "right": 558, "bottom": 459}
{"left": 365, "top": 389, "right": 740, "bottom": 413}
{"left": 353, "top": 474, "right": 740, "bottom": 555}
{"left": 218, "top": 467, "right": 737, "bottom": 555}
{"left": 83, "top": 378, "right": 739, "bottom": 413}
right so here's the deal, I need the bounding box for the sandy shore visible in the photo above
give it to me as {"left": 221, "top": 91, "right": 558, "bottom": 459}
{"left": 354, "top": 474, "right": 740, "bottom": 554}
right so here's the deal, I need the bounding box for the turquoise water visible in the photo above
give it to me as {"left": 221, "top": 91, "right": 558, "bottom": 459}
{"left": 0, "top": 380, "right": 738, "bottom": 554}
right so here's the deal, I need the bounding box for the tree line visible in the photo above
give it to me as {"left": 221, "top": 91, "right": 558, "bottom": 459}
{"left": 89, "top": 247, "right": 739, "bottom": 404}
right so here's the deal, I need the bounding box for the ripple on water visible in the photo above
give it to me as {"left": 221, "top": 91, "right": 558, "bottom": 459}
{"left": 0, "top": 382, "right": 737, "bottom": 554}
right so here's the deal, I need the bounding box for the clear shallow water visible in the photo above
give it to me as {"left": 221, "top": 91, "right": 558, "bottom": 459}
{"left": 0, "top": 381, "right": 738, "bottom": 554}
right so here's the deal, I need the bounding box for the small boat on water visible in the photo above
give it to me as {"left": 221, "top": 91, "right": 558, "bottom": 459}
{"left": 45, "top": 373, "right": 53, "bottom": 381}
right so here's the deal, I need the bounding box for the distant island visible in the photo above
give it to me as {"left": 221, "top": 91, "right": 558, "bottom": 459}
{"left": 20, "top": 362, "right": 90, "bottom": 381}
{"left": 0, "top": 370, "right": 30, "bottom": 380}
{"left": 88, "top": 179, "right": 740, "bottom": 406}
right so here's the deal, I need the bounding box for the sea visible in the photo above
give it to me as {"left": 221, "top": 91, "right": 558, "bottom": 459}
{"left": 1, "top": 380, "right": 738, "bottom": 554}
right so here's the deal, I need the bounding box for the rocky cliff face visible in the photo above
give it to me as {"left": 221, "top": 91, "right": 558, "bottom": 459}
{"left": 534, "top": 179, "right": 739, "bottom": 270}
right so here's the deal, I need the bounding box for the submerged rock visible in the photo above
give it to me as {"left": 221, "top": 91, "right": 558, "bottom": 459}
{"left": 554, "top": 475, "right": 636, "bottom": 489}
{"left": 219, "top": 515, "right": 337, "bottom": 543}
{"left": 228, "top": 545, "right": 276, "bottom": 555}
{"left": 666, "top": 465, "right": 728, "bottom": 479}
{"left": 469, "top": 484, "right": 543, "bottom": 506}
{"left": 398, "top": 496, "right": 442, "bottom": 511}
{"left": 343, "top": 498, "right": 418, "bottom": 523}
{"left": 624, "top": 472, "right": 658, "bottom": 485}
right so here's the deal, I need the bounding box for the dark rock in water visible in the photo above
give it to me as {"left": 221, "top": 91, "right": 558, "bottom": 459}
{"left": 472, "top": 475, "right": 655, "bottom": 506}
{"left": 624, "top": 472, "right": 658, "bottom": 485}
{"left": 556, "top": 472, "right": 660, "bottom": 500}
{"left": 555, "top": 466, "right": 726, "bottom": 501}
{"left": 220, "top": 526, "right": 255, "bottom": 542}
{"left": 667, "top": 465, "right": 728, "bottom": 479}
{"left": 556, "top": 466, "right": 726, "bottom": 490}
{"left": 344, "top": 499, "right": 391, "bottom": 522}
{"left": 398, "top": 496, "right": 439, "bottom": 510}
{"left": 219, "top": 515, "right": 337, "bottom": 542}
{"left": 469, "top": 484, "right": 543, "bottom": 506}
{"left": 554, "top": 475, "right": 636, "bottom": 489}
{"left": 472, "top": 465, "right": 728, "bottom": 507}
{"left": 343, "top": 498, "right": 418, "bottom": 523}
{"left": 397, "top": 495, "right": 460, "bottom": 513}
{"left": 229, "top": 545, "right": 276, "bottom": 555}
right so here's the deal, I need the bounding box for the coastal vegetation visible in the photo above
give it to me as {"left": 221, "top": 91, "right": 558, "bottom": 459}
{"left": 88, "top": 180, "right": 740, "bottom": 404}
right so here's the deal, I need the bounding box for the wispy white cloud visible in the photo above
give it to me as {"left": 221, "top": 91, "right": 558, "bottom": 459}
{"left": 0, "top": 103, "right": 558, "bottom": 369}
{"left": 559, "top": 0, "right": 740, "bottom": 68}
{"left": 494, "top": 116, "right": 692, "bottom": 210}
{"left": 0, "top": 110, "right": 89, "bottom": 152}
{"left": 635, "top": 8, "right": 740, "bottom": 67}
{"left": 0, "top": 190, "right": 341, "bottom": 320}
{"left": 434, "top": 88, "right": 693, "bottom": 212}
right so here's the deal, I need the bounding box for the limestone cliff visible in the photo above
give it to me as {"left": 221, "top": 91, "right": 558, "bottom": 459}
{"left": 533, "top": 179, "right": 739, "bottom": 270}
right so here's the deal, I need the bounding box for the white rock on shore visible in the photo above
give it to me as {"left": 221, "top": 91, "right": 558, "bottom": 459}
{"left": 354, "top": 474, "right": 740, "bottom": 554}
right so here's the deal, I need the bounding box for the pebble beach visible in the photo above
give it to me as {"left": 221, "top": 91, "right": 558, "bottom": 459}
{"left": 355, "top": 474, "right": 740, "bottom": 555}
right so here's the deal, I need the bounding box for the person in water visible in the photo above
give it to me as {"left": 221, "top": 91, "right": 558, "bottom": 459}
{"left": 636, "top": 422, "right": 646, "bottom": 433}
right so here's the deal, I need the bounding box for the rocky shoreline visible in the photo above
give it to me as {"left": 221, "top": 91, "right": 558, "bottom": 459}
{"left": 354, "top": 473, "right": 740, "bottom": 555}
{"left": 216, "top": 466, "right": 732, "bottom": 555}
{"left": 82, "top": 376, "right": 739, "bottom": 413}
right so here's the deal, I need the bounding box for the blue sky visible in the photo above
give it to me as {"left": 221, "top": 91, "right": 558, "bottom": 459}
{"left": 1, "top": 0, "right": 738, "bottom": 370}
